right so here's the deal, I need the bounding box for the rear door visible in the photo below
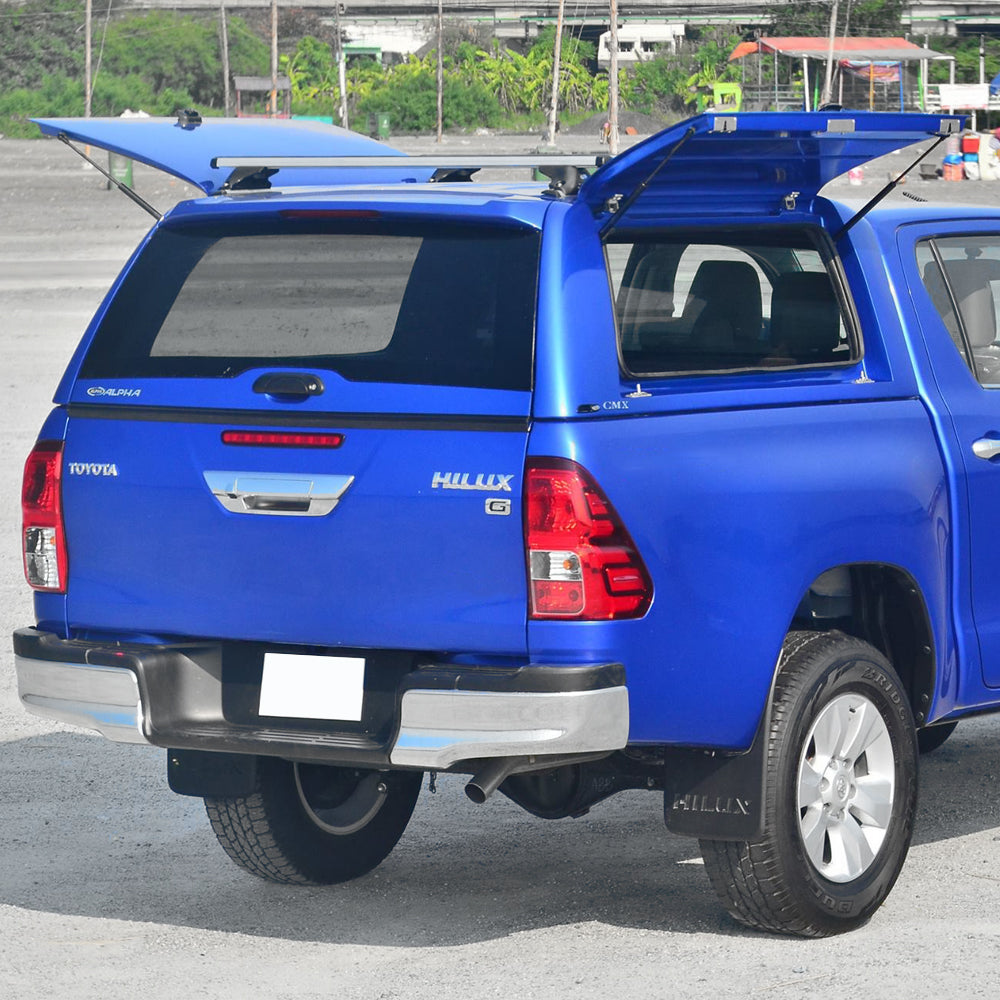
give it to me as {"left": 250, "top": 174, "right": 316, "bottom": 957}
{"left": 905, "top": 223, "right": 1000, "bottom": 689}
{"left": 60, "top": 207, "right": 539, "bottom": 656}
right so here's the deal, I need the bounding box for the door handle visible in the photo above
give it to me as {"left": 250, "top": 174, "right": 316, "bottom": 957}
{"left": 972, "top": 438, "right": 1000, "bottom": 461}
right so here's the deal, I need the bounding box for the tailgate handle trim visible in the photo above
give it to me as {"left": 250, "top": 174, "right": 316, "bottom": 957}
{"left": 252, "top": 372, "right": 325, "bottom": 402}
{"left": 203, "top": 471, "right": 354, "bottom": 516}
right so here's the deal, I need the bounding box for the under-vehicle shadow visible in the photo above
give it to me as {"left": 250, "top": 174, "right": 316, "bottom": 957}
{"left": 0, "top": 713, "right": 997, "bottom": 945}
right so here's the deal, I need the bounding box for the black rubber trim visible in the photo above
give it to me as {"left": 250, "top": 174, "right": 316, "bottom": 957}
{"left": 66, "top": 404, "right": 530, "bottom": 433}
{"left": 401, "top": 662, "right": 625, "bottom": 694}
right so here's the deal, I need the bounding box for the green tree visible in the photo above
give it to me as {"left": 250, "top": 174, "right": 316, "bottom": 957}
{"left": 283, "top": 35, "right": 338, "bottom": 107}
{"left": 355, "top": 55, "right": 501, "bottom": 132}
{"left": 99, "top": 12, "right": 267, "bottom": 109}
{"left": 529, "top": 25, "right": 596, "bottom": 67}
{"left": 622, "top": 58, "right": 689, "bottom": 116}
{"left": 768, "top": 0, "right": 904, "bottom": 37}
{"left": 680, "top": 34, "right": 741, "bottom": 110}
{"left": 927, "top": 34, "right": 1000, "bottom": 84}
{"left": 0, "top": 0, "right": 85, "bottom": 89}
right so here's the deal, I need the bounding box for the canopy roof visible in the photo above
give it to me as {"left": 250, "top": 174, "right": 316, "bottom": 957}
{"left": 31, "top": 116, "right": 431, "bottom": 194}
{"left": 730, "top": 37, "right": 952, "bottom": 63}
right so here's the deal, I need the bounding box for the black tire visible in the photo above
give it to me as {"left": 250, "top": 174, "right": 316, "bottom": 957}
{"left": 204, "top": 758, "right": 422, "bottom": 885}
{"left": 917, "top": 720, "right": 958, "bottom": 755}
{"left": 700, "top": 630, "right": 918, "bottom": 937}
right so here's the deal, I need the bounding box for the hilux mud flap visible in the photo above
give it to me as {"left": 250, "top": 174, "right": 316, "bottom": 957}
{"left": 662, "top": 711, "right": 768, "bottom": 841}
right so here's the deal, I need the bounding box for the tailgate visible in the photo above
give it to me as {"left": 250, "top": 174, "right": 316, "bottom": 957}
{"left": 59, "top": 211, "right": 539, "bottom": 657}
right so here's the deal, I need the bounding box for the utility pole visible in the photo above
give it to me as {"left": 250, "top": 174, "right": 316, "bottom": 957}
{"left": 336, "top": 2, "right": 348, "bottom": 128}
{"left": 608, "top": 0, "right": 619, "bottom": 155}
{"left": 436, "top": 0, "right": 443, "bottom": 142}
{"left": 85, "top": 0, "right": 92, "bottom": 117}
{"left": 975, "top": 32, "right": 985, "bottom": 131}
{"left": 219, "top": 1, "right": 231, "bottom": 117}
{"left": 822, "top": 0, "right": 839, "bottom": 107}
{"left": 546, "top": 0, "right": 565, "bottom": 146}
{"left": 269, "top": 0, "right": 278, "bottom": 117}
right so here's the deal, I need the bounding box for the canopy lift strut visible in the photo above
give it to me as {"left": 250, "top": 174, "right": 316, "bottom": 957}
{"left": 55, "top": 132, "right": 163, "bottom": 221}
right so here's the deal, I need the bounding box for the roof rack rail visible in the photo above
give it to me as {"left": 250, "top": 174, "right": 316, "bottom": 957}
{"left": 212, "top": 154, "right": 606, "bottom": 170}
{"left": 212, "top": 153, "right": 609, "bottom": 194}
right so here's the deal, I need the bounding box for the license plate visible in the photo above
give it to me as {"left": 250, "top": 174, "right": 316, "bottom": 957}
{"left": 259, "top": 653, "right": 365, "bottom": 721}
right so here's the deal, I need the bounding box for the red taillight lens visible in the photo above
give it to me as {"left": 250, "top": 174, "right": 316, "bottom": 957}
{"left": 525, "top": 458, "right": 652, "bottom": 620}
{"left": 221, "top": 430, "right": 344, "bottom": 448}
{"left": 22, "top": 441, "right": 68, "bottom": 592}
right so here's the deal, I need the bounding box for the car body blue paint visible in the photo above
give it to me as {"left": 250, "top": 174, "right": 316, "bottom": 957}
{"left": 20, "top": 110, "right": 1000, "bottom": 757}
{"left": 526, "top": 398, "right": 950, "bottom": 746}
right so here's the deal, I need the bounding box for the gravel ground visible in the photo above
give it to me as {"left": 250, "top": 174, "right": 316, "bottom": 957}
{"left": 2, "top": 131, "right": 1000, "bottom": 1000}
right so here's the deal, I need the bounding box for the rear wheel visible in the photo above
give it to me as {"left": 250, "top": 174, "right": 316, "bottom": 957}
{"left": 700, "top": 631, "right": 918, "bottom": 936}
{"left": 205, "top": 758, "right": 422, "bottom": 884}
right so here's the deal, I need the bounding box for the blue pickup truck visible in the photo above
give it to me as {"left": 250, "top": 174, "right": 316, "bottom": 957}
{"left": 15, "top": 110, "right": 998, "bottom": 936}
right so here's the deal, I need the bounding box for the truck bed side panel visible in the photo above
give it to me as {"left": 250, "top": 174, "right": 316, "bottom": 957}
{"left": 527, "top": 399, "right": 950, "bottom": 748}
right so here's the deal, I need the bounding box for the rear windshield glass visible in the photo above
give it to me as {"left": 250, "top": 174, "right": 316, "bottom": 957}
{"left": 606, "top": 227, "right": 855, "bottom": 376}
{"left": 81, "top": 220, "right": 540, "bottom": 391}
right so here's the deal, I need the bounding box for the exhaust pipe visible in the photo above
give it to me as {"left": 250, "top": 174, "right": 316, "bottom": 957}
{"left": 465, "top": 756, "right": 531, "bottom": 804}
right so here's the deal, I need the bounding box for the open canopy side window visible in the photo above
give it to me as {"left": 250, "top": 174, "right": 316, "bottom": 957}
{"left": 607, "top": 226, "right": 856, "bottom": 377}
{"left": 579, "top": 111, "right": 961, "bottom": 224}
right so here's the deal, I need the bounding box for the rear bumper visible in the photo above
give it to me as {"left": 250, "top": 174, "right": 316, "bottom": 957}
{"left": 13, "top": 628, "right": 628, "bottom": 770}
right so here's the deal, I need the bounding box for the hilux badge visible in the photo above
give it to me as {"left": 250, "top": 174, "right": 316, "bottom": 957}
{"left": 431, "top": 472, "right": 514, "bottom": 492}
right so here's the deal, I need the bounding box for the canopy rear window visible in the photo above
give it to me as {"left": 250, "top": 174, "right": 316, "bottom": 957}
{"left": 81, "top": 220, "right": 539, "bottom": 392}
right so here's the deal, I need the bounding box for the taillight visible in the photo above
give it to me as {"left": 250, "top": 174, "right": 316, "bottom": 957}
{"left": 221, "top": 430, "right": 344, "bottom": 448}
{"left": 525, "top": 458, "right": 652, "bottom": 620}
{"left": 22, "top": 441, "right": 67, "bottom": 592}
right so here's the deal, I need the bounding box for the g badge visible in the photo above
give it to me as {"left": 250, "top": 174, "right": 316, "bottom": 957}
{"left": 485, "top": 498, "right": 511, "bottom": 516}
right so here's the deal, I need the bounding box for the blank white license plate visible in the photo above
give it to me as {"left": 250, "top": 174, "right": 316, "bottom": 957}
{"left": 259, "top": 653, "right": 365, "bottom": 721}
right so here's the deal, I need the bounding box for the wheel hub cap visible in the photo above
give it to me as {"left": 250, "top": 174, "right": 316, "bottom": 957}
{"left": 796, "top": 693, "right": 897, "bottom": 883}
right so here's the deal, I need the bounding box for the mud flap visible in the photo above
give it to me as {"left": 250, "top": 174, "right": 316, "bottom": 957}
{"left": 662, "top": 712, "right": 767, "bottom": 841}
{"left": 168, "top": 748, "right": 258, "bottom": 798}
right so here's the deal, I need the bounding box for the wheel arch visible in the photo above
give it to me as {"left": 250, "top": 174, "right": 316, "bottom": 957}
{"left": 795, "top": 562, "right": 937, "bottom": 726}
{"left": 663, "top": 562, "right": 936, "bottom": 842}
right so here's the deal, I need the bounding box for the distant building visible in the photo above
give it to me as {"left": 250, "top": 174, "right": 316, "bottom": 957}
{"left": 597, "top": 24, "right": 686, "bottom": 69}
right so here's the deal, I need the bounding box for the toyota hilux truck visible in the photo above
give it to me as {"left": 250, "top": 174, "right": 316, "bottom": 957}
{"left": 16, "top": 109, "right": 1000, "bottom": 936}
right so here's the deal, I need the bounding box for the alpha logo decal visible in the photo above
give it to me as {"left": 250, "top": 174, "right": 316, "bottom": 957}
{"left": 431, "top": 472, "right": 514, "bottom": 492}
{"left": 68, "top": 462, "right": 119, "bottom": 477}
{"left": 87, "top": 386, "right": 142, "bottom": 398}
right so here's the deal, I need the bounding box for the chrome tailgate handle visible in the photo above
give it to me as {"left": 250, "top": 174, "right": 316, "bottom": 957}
{"left": 973, "top": 438, "right": 1000, "bottom": 461}
{"left": 203, "top": 471, "right": 354, "bottom": 516}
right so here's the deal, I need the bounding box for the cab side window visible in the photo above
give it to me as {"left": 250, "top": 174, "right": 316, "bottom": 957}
{"left": 918, "top": 236, "right": 1000, "bottom": 385}
{"left": 607, "top": 230, "right": 853, "bottom": 376}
